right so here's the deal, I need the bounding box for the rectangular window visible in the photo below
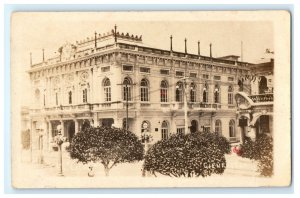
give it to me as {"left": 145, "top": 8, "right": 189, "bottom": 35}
{"left": 176, "top": 71, "right": 184, "bottom": 77}
{"left": 203, "top": 126, "right": 210, "bottom": 133}
{"left": 123, "top": 86, "right": 132, "bottom": 101}
{"left": 141, "top": 87, "right": 149, "bottom": 102}
{"left": 161, "top": 89, "right": 168, "bottom": 102}
{"left": 104, "top": 87, "right": 111, "bottom": 102}
{"left": 123, "top": 65, "right": 133, "bottom": 71}
{"left": 214, "top": 76, "right": 221, "bottom": 80}
{"left": 160, "top": 69, "right": 169, "bottom": 75}
{"left": 101, "top": 66, "right": 110, "bottom": 72}
{"left": 228, "top": 77, "right": 234, "bottom": 81}
{"left": 203, "top": 74, "right": 209, "bottom": 79}
{"left": 228, "top": 93, "right": 234, "bottom": 104}
{"left": 176, "top": 128, "right": 185, "bottom": 135}
{"left": 140, "top": 67, "right": 151, "bottom": 73}
{"left": 190, "top": 72, "right": 197, "bottom": 78}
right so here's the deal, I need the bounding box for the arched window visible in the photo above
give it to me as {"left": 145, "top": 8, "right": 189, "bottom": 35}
{"left": 82, "top": 88, "right": 87, "bottom": 103}
{"left": 123, "top": 77, "right": 132, "bottom": 101}
{"left": 176, "top": 81, "right": 184, "bottom": 102}
{"left": 161, "top": 120, "right": 169, "bottom": 140}
{"left": 190, "top": 82, "right": 196, "bottom": 102}
{"left": 259, "top": 76, "right": 268, "bottom": 94}
{"left": 214, "top": 84, "right": 220, "bottom": 103}
{"left": 140, "top": 78, "right": 149, "bottom": 102}
{"left": 228, "top": 85, "right": 233, "bottom": 105}
{"left": 202, "top": 83, "right": 208, "bottom": 103}
{"left": 229, "top": 120, "right": 236, "bottom": 137}
{"left": 160, "top": 80, "right": 168, "bottom": 102}
{"left": 103, "top": 78, "right": 111, "bottom": 102}
{"left": 68, "top": 91, "right": 72, "bottom": 104}
{"left": 215, "top": 119, "right": 222, "bottom": 134}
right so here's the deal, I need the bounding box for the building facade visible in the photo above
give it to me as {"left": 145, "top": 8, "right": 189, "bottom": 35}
{"left": 28, "top": 27, "right": 252, "bottom": 151}
{"left": 235, "top": 59, "right": 274, "bottom": 142}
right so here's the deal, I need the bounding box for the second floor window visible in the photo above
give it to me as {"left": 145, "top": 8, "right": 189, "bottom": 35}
{"left": 228, "top": 85, "right": 234, "bottom": 104}
{"left": 190, "top": 83, "right": 196, "bottom": 102}
{"left": 160, "top": 80, "right": 168, "bottom": 102}
{"left": 140, "top": 78, "right": 149, "bottom": 102}
{"left": 103, "top": 78, "right": 111, "bottom": 102}
{"left": 82, "top": 88, "right": 87, "bottom": 103}
{"left": 176, "top": 82, "right": 184, "bottom": 102}
{"left": 68, "top": 91, "right": 72, "bottom": 104}
{"left": 214, "top": 85, "right": 220, "bottom": 103}
{"left": 123, "top": 77, "right": 132, "bottom": 101}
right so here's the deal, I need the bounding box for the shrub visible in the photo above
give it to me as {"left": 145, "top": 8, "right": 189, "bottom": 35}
{"left": 239, "top": 134, "right": 273, "bottom": 177}
{"left": 21, "top": 130, "right": 30, "bottom": 149}
{"left": 69, "top": 126, "right": 144, "bottom": 176}
{"left": 143, "top": 132, "right": 228, "bottom": 177}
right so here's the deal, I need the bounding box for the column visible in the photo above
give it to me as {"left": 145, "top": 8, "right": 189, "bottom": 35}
{"left": 113, "top": 115, "right": 123, "bottom": 128}
{"left": 74, "top": 119, "right": 79, "bottom": 134}
{"left": 42, "top": 119, "right": 48, "bottom": 152}
{"left": 48, "top": 121, "right": 52, "bottom": 151}
{"left": 60, "top": 120, "right": 65, "bottom": 136}
{"left": 30, "top": 119, "right": 33, "bottom": 162}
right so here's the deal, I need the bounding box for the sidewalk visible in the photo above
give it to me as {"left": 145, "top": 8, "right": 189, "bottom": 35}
{"left": 13, "top": 150, "right": 261, "bottom": 188}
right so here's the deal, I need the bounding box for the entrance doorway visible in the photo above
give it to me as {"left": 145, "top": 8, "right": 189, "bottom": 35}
{"left": 190, "top": 120, "right": 198, "bottom": 133}
{"left": 102, "top": 118, "right": 114, "bottom": 127}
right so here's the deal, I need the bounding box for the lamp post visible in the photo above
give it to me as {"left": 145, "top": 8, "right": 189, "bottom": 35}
{"left": 176, "top": 77, "right": 191, "bottom": 134}
{"left": 36, "top": 125, "right": 44, "bottom": 164}
{"left": 54, "top": 124, "right": 66, "bottom": 176}
{"left": 141, "top": 121, "right": 152, "bottom": 152}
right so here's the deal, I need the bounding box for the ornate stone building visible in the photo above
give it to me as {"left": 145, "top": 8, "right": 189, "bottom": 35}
{"left": 235, "top": 59, "right": 274, "bottom": 142}
{"left": 28, "top": 26, "right": 252, "bottom": 151}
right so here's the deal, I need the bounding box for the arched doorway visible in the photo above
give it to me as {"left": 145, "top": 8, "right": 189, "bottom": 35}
{"left": 190, "top": 120, "right": 198, "bottom": 133}
{"left": 255, "top": 115, "right": 271, "bottom": 136}
{"left": 259, "top": 76, "right": 268, "bottom": 94}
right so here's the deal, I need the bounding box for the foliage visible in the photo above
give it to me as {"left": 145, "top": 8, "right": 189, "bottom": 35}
{"left": 143, "top": 132, "right": 228, "bottom": 177}
{"left": 240, "top": 134, "right": 273, "bottom": 177}
{"left": 69, "top": 126, "right": 144, "bottom": 176}
{"left": 21, "top": 130, "right": 30, "bottom": 150}
{"left": 204, "top": 132, "right": 231, "bottom": 155}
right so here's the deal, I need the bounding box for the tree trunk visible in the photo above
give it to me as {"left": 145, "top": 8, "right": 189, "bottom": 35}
{"left": 104, "top": 166, "right": 110, "bottom": 177}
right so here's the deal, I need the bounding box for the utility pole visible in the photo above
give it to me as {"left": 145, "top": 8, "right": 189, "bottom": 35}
{"left": 117, "top": 82, "right": 136, "bottom": 131}
{"left": 183, "top": 78, "right": 188, "bottom": 134}
{"left": 177, "top": 76, "right": 190, "bottom": 134}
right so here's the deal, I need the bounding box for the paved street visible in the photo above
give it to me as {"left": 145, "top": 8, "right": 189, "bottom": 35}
{"left": 13, "top": 149, "right": 263, "bottom": 188}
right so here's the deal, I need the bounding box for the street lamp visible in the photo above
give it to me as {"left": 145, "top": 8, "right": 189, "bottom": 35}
{"left": 36, "top": 123, "right": 44, "bottom": 164}
{"left": 54, "top": 124, "right": 66, "bottom": 176}
{"left": 141, "top": 121, "right": 152, "bottom": 152}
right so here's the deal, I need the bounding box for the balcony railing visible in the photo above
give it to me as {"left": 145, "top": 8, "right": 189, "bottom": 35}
{"left": 248, "top": 94, "right": 273, "bottom": 103}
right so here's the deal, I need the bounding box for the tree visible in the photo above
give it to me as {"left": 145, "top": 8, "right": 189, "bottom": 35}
{"left": 239, "top": 134, "right": 273, "bottom": 177}
{"left": 143, "top": 132, "right": 230, "bottom": 177}
{"left": 69, "top": 126, "right": 144, "bottom": 176}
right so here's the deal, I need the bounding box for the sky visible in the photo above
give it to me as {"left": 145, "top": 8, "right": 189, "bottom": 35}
{"left": 11, "top": 12, "right": 274, "bottom": 106}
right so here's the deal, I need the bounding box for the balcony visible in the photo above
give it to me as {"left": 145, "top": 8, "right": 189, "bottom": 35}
{"left": 248, "top": 94, "right": 273, "bottom": 103}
